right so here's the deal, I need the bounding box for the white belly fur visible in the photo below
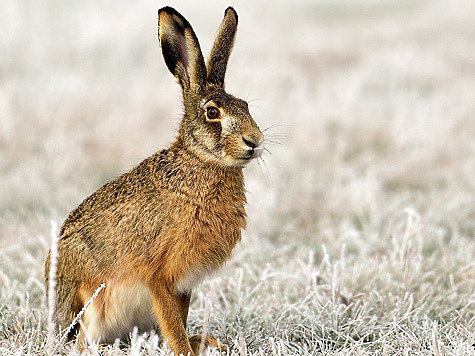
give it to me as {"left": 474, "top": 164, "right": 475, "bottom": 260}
{"left": 176, "top": 266, "right": 216, "bottom": 294}
{"left": 82, "top": 282, "right": 156, "bottom": 344}
{"left": 82, "top": 269, "right": 216, "bottom": 343}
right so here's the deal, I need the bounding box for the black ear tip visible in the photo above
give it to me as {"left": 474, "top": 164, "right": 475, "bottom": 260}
{"left": 225, "top": 6, "right": 238, "bottom": 22}
{"left": 158, "top": 6, "right": 179, "bottom": 16}
{"left": 158, "top": 7, "right": 191, "bottom": 36}
{"left": 158, "top": 6, "right": 187, "bottom": 25}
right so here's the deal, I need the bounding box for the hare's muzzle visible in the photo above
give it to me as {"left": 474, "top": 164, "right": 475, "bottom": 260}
{"left": 242, "top": 132, "right": 264, "bottom": 160}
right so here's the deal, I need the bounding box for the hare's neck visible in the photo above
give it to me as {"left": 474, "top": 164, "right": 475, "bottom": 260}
{"left": 153, "top": 141, "right": 245, "bottom": 203}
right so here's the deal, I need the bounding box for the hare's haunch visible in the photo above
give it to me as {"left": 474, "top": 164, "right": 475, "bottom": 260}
{"left": 45, "top": 6, "right": 263, "bottom": 355}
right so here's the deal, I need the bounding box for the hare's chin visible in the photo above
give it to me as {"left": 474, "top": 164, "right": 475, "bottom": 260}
{"left": 221, "top": 155, "right": 259, "bottom": 168}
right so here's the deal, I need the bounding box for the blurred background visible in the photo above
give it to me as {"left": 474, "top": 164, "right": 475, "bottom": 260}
{"left": 1, "top": 0, "right": 475, "bottom": 353}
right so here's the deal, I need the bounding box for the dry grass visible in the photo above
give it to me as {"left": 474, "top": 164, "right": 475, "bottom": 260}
{"left": 1, "top": 0, "right": 474, "bottom": 355}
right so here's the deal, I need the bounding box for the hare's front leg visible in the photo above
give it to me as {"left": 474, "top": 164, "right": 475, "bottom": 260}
{"left": 177, "top": 292, "right": 191, "bottom": 327}
{"left": 151, "top": 285, "right": 194, "bottom": 355}
{"left": 188, "top": 335, "right": 228, "bottom": 354}
{"left": 176, "top": 292, "right": 227, "bottom": 354}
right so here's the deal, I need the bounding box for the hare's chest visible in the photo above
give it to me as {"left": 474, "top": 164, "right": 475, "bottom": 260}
{"left": 154, "top": 194, "right": 245, "bottom": 288}
{"left": 169, "top": 202, "right": 244, "bottom": 292}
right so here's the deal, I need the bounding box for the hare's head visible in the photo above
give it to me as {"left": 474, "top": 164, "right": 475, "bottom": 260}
{"left": 158, "top": 7, "right": 263, "bottom": 168}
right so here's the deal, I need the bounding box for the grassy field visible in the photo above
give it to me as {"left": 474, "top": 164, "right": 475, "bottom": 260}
{"left": 1, "top": 0, "right": 475, "bottom": 355}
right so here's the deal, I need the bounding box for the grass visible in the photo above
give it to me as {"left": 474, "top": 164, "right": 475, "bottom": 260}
{"left": 1, "top": 0, "right": 475, "bottom": 355}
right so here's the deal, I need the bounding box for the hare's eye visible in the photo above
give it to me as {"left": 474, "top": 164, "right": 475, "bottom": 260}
{"left": 207, "top": 107, "right": 220, "bottom": 120}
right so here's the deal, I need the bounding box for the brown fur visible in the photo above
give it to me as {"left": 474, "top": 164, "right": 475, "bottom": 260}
{"left": 45, "top": 6, "right": 263, "bottom": 356}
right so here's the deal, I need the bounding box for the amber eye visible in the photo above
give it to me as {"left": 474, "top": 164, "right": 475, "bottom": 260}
{"left": 206, "top": 106, "right": 220, "bottom": 120}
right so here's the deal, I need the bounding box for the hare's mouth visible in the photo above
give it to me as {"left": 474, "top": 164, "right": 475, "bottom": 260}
{"left": 241, "top": 136, "right": 264, "bottom": 161}
{"left": 242, "top": 144, "right": 264, "bottom": 161}
{"left": 221, "top": 147, "right": 263, "bottom": 168}
{"left": 218, "top": 133, "right": 264, "bottom": 167}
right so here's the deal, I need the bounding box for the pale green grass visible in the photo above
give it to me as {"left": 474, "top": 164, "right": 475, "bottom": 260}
{"left": 1, "top": 0, "right": 475, "bottom": 355}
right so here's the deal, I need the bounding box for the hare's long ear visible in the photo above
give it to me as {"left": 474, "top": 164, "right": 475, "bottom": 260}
{"left": 158, "top": 7, "right": 206, "bottom": 91}
{"left": 206, "top": 7, "right": 238, "bottom": 88}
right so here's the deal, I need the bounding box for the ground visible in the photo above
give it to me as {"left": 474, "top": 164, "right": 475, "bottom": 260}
{"left": 1, "top": 0, "right": 474, "bottom": 355}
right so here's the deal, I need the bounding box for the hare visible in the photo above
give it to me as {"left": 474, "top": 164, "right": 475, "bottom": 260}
{"left": 44, "top": 6, "right": 264, "bottom": 356}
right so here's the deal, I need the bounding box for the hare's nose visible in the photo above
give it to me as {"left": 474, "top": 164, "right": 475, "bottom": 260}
{"left": 242, "top": 131, "right": 264, "bottom": 149}
{"left": 242, "top": 137, "right": 258, "bottom": 149}
{"left": 242, "top": 133, "right": 264, "bottom": 159}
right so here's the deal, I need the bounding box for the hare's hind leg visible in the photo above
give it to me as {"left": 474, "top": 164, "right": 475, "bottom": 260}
{"left": 45, "top": 252, "right": 82, "bottom": 340}
{"left": 52, "top": 279, "right": 83, "bottom": 341}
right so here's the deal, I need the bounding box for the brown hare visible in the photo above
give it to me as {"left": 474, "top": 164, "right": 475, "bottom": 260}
{"left": 44, "top": 6, "right": 264, "bottom": 356}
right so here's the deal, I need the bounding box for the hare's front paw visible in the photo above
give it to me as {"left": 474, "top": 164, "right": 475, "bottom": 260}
{"left": 189, "top": 334, "right": 227, "bottom": 354}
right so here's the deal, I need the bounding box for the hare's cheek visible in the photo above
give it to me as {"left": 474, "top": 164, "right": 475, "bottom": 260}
{"left": 199, "top": 124, "right": 221, "bottom": 151}
{"left": 221, "top": 115, "right": 240, "bottom": 135}
{"left": 191, "top": 125, "right": 220, "bottom": 156}
{"left": 222, "top": 135, "right": 245, "bottom": 160}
